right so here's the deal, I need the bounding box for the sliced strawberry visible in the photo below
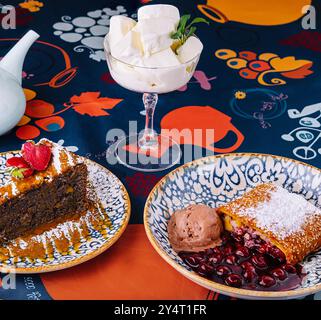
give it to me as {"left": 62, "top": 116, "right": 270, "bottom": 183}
{"left": 22, "top": 141, "right": 52, "bottom": 171}
{"left": 6, "top": 156, "right": 30, "bottom": 169}
{"left": 6, "top": 156, "right": 34, "bottom": 179}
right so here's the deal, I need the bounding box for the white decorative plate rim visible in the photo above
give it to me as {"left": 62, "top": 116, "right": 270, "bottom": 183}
{"left": 144, "top": 152, "right": 321, "bottom": 299}
{"left": 0, "top": 151, "right": 131, "bottom": 274}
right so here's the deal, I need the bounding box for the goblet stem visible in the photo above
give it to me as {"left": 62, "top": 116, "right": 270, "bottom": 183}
{"left": 139, "top": 93, "right": 158, "bottom": 149}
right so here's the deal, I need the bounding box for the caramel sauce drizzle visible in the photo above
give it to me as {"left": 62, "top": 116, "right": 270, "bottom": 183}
{"left": 0, "top": 201, "right": 112, "bottom": 264}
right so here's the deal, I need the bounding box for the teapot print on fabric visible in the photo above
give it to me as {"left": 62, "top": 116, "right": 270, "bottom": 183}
{"left": 198, "top": 0, "right": 311, "bottom": 26}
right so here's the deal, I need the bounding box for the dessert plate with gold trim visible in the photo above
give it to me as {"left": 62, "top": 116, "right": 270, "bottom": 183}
{"left": 0, "top": 151, "right": 131, "bottom": 273}
{"left": 144, "top": 153, "right": 321, "bottom": 299}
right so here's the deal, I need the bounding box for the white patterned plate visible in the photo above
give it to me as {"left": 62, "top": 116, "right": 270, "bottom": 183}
{"left": 144, "top": 153, "right": 321, "bottom": 299}
{"left": 0, "top": 151, "right": 131, "bottom": 273}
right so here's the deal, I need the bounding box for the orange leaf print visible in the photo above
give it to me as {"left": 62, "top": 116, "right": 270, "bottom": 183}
{"left": 70, "top": 92, "right": 123, "bottom": 117}
{"left": 281, "top": 62, "right": 314, "bottom": 79}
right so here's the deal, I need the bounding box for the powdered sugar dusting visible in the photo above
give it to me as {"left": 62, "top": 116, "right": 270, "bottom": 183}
{"left": 238, "top": 185, "right": 321, "bottom": 240}
{"left": 51, "top": 144, "right": 63, "bottom": 173}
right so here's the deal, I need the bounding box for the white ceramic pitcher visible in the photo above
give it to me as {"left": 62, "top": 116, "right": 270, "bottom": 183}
{"left": 0, "top": 30, "right": 39, "bottom": 136}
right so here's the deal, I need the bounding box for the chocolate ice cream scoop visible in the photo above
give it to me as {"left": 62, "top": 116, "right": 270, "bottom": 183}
{"left": 168, "top": 204, "right": 223, "bottom": 253}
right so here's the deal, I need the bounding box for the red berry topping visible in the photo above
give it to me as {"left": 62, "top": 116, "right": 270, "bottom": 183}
{"left": 283, "top": 264, "right": 297, "bottom": 274}
{"left": 209, "top": 253, "right": 223, "bottom": 265}
{"left": 22, "top": 141, "right": 52, "bottom": 171}
{"left": 271, "top": 268, "right": 287, "bottom": 280}
{"left": 240, "top": 261, "right": 255, "bottom": 271}
{"left": 225, "top": 254, "right": 238, "bottom": 265}
{"left": 235, "top": 245, "right": 250, "bottom": 257}
{"left": 6, "top": 156, "right": 34, "bottom": 179}
{"left": 184, "top": 257, "right": 200, "bottom": 269}
{"left": 258, "top": 275, "right": 276, "bottom": 288}
{"left": 243, "top": 269, "right": 257, "bottom": 282}
{"left": 225, "top": 274, "right": 243, "bottom": 287}
{"left": 269, "top": 247, "right": 286, "bottom": 263}
{"left": 198, "top": 262, "right": 215, "bottom": 275}
{"left": 251, "top": 254, "right": 268, "bottom": 268}
{"left": 216, "top": 265, "right": 231, "bottom": 277}
{"left": 6, "top": 156, "right": 29, "bottom": 168}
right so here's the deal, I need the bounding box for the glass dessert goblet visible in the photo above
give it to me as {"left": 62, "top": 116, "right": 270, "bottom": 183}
{"left": 104, "top": 36, "right": 202, "bottom": 172}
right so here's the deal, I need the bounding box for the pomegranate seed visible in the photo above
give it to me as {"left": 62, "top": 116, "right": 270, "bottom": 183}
{"left": 271, "top": 267, "right": 287, "bottom": 280}
{"left": 251, "top": 254, "right": 268, "bottom": 268}
{"left": 216, "top": 265, "right": 232, "bottom": 277}
{"left": 225, "top": 254, "right": 238, "bottom": 265}
{"left": 235, "top": 246, "right": 250, "bottom": 257}
{"left": 225, "top": 274, "right": 243, "bottom": 287}
{"left": 283, "top": 264, "right": 297, "bottom": 274}
{"left": 209, "top": 253, "right": 222, "bottom": 265}
{"left": 258, "top": 275, "right": 276, "bottom": 288}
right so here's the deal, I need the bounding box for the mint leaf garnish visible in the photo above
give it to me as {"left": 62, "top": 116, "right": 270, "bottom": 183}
{"left": 171, "top": 14, "right": 209, "bottom": 48}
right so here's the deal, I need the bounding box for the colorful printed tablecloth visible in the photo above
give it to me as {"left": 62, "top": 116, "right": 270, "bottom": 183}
{"left": 0, "top": 0, "right": 321, "bottom": 300}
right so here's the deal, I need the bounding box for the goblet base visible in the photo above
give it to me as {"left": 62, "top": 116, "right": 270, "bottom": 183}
{"left": 113, "top": 134, "right": 182, "bottom": 172}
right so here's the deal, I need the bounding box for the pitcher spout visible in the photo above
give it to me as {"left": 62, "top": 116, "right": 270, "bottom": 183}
{"left": 0, "top": 30, "right": 39, "bottom": 84}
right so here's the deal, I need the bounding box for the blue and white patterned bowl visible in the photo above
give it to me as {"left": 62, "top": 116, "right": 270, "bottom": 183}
{"left": 0, "top": 151, "right": 131, "bottom": 273}
{"left": 144, "top": 153, "right": 321, "bottom": 299}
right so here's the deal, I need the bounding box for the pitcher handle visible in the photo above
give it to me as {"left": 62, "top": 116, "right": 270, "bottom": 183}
{"left": 197, "top": 4, "right": 229, "bottom": 24}
{"left": 207, "top": 126, "right": 244, "bottom": 153}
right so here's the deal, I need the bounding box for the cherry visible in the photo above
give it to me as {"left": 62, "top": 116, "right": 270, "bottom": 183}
{"left": 198, "top": 262, "right": 215, "bottom": 275}
{"left": 240, "top": 261, "right": 255, "bottom": 271}
{"left": 216, "top": 265, "right": 232, "bottom": 277}
{"left": 256, "top": 243, "right": 270, "bottom": 254}
{"left": 243, "top": 232, "right": 251, "bottom": 240}
{"left": 225, "top": 254, "right": 238, "bottom": 265}
{"left": 235, "top": 245, "right": 250, "bottom": 257}
{"left": 225, "top": 274, "right": 243, "bottom": 287}
{"left": 209, "top": 253, "right": 223, "bottom": 265}
{"left": 235, "top": 228, "right": 244, "bottom": 236}
{"left": 192, "top": 253, "right": 204, "bottom": 262}
{"left": 204, "top": 248, "right": 214, "bottom": 256}
{"left": 231, "top": 233, "right": 243, "bottom": 243}
{"left": 243, "top": 269, "right": 257, "bottom": 282}
{"left": 269, "top": 247, "right": 286, "bottom": 263}
{"left": 244, "top": 240, "right": 256, "bottom": 249}
{"left": 271, "top": 267, "right": 287, "bottom": 281}
{"left": 258, "top": 275, "right": 276, "bottom": 288}
{"left": 224, "top": 244, "right": 234, "bottom": 255}
{"left": 283, "top": 264, "right": 297, "bottom": 274}
{"left": 185, "top": 257, "right": 200, "bottom": 268}
{"left": 251, "top": 254, "right": 268, "bottom": 268}
{"left": 212, "top": 247, "right": 221, "bottom": 254}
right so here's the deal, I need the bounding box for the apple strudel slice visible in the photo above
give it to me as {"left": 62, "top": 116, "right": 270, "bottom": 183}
{"left": 217, "top": 183, "right": 321, "bottom": 264}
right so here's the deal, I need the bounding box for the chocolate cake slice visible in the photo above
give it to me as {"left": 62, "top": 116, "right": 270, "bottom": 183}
{"left": 0, "top": 139, "right": 88, "bottom": 243}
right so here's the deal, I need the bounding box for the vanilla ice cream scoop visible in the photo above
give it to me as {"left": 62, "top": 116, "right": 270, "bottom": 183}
{"left": 108, "top": 16, "right": 137, "bottom": 48}
{"left": 168, "top": 204, "right": 223, "bottom": 253}
{"left": 137, "top": 4, "right": 180, "bottom": 25}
